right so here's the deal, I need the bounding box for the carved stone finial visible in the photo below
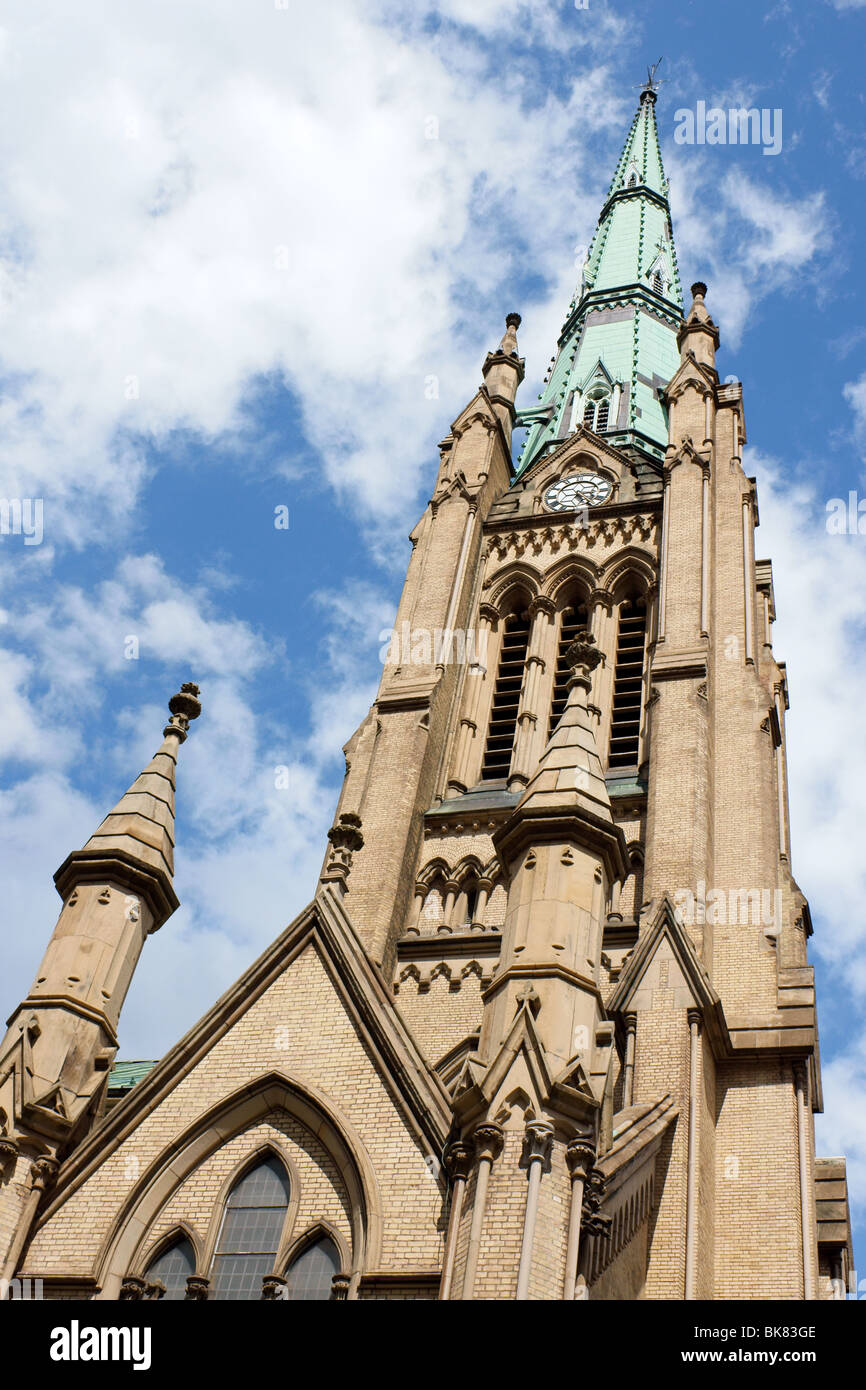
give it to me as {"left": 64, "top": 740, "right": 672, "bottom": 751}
{"left": 164, "top": 682, "right": 202, "bottom": 743}
{"left": 565, "top": 632, "right": 603, "bottom": 689}
{"left": 514, "top": 982, "right": 541, "bottom": 1017}
{"left": 321, "top": 812, "right": 365, "bottom": 889}
{"left": 498, "top": 313, "right": 522, "bottom": 356}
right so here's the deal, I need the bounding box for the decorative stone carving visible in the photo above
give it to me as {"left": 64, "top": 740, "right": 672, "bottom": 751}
{"left": 522, "top": 1120, "right": 555, "bottom": 1172}
{"left": 473, "top": 1122, "right": 505, "bottom": 1164}
{"left": 565, "top": 1138, "right": 596, "bottom": 1182}
{"left": 185, "top": 1274, "right": 210, "bottom": 1301}
{"left": 330, "top": 1273, "right": 351, "bottom": 1301}
{"left": 443, "top": 1139, "right": 473, "bottom": 1184}
{"left": 262, "top": 1274, "right": 287, "bottom": 1300}
{"left": 119, "top": 1276, "right": 147, "bottom": 1300}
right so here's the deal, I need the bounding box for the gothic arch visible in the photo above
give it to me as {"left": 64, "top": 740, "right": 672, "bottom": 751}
{"left": 601, "top": 548, "right": 656, "bottom": 603}
{"left": 485, "top": 562, "right": 542, "bottom": 613}
{"left": 199, "top": 1140, "right": 301, "bottom": 1274}
{"left": 542, "top": 556, "right": 600, "bottom": 606}
{"left": 93, "top": 1072, "right": 382, "bottom": 1300}
{"left": 279, "top": 1218, "right": 350, "bottom": 1280}
{"left": 133, "top": 1219, "right": 204, "bottom": 1280}
{"left": 416, "top": 857, "right": 450, "bottom": 889}
{"left": 453, "top": 855, "right": 484, "bottom": 886}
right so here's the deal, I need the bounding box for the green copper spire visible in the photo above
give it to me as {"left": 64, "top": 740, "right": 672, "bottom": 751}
{"left": 516, "top": 74, "right": 683, "bottom": 475}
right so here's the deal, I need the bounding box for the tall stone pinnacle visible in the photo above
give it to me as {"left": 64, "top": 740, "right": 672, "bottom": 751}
{"left": 54, "top": 682, "right": 202, "bottom": 929}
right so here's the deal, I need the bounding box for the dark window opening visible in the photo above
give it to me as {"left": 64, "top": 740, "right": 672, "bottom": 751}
{"left": 608, "top": 599, "right": 647, "bottom": 770}
{"left": 548, "top": 603, "right": 589, "bottom": 738}
{"left": 481, "top": 612, "right": 530, "bottom": 781}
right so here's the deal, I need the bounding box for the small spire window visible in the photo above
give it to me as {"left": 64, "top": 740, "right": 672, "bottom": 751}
{"left": 583, "top": 390, "right": 612, "bottom": 433}
{"left": 652, "top": 269, "right": 664, "bottom": 296}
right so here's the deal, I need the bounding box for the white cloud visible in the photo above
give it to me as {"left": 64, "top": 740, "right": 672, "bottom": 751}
{"left": 0, "top": 1, "right": 631, "bottom": 555}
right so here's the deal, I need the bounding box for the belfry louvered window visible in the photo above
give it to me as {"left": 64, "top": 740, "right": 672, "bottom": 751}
{"left": 583, "top": 392, "right": 610, "bottom": 432}
{"left": 481, "top": 611, "right": 530, "bottom": 780}
{"left": 548, "top": 602, "right": 589, "bottom": 738}
{"left": 608, "top": 598, "right": 647, "bottom": 770}
{"left": 652, "top": 269, "right": 664, "bottom": 296}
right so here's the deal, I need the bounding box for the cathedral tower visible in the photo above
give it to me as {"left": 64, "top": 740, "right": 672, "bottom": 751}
{"left": 1, "top": 77, "right": 852, "bottom": 1303}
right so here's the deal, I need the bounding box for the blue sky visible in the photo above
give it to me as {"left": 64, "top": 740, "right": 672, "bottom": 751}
{"left": 1, "top": 0, "right": 865, "bottom": 1268}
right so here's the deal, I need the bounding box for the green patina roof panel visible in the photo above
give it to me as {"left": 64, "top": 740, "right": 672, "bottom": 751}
{"left": 517, "top": 89, "right": 683, "bottom": 477}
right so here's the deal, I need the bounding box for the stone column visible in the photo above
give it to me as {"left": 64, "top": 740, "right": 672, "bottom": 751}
{"left": 470, "top": 878, "right": 492, "bottom": 933}
{"left": 684, "top": 1008, "right": 702, "bottom": 1300}
{"left": 516, "top": 1120, "right": 554, "bottom": 1300}
{"left": 564, "top": 1139, "right": 595, "bottom": 1300}
{"left": 794, "top": 1063, "right": 817, "bottom": 1301}
{"left": 439, "top": 1141, "right": 473, "bottom": 1301}
{"left": 439, "top": 881, "right": 460, "bottom": 935}
{"left": 623, "top": 1013, "right": 637, "bottom": 1108}
{"left": 461, "top": 1123, "right": 503, "bottom": 1300}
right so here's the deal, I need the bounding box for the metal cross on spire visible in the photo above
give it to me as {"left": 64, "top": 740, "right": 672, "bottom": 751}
{"left": 638, "top": 57, "right": 666, "bottom": 97}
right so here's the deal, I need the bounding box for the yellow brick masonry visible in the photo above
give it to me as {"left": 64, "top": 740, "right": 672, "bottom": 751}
{"left": 21, "top": 942, "right": 444, "bottom": 1281}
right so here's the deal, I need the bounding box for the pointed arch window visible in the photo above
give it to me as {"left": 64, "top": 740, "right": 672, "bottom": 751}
{"left": 144, "top": 1236, "right": 195, "bottom": 1301}
{"left": 608, "top": 597, "right": 648, "bottom": 770}
{"left": 210, "top": 1154, "right": 291, "bottom": 1300}
{"left": 481, "top": 610, "right": 531, "bottom": 781}
{"left": 548, "top": 600, "right": 589, "bottom": 737}
{"left": 285, "top": 1235, "right": 341, "bottom": 1301}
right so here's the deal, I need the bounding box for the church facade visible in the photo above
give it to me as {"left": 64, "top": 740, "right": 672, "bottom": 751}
{"left": 0, "top": 81, "right": 854, "bottom": 1301}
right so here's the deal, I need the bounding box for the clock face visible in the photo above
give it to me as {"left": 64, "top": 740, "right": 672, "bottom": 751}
{"left": 544, "top": 472, "right": 613, "bottom": 512}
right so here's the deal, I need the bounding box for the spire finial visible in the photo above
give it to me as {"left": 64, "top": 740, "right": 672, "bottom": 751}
{"left": 164, "top": 681, "right": 202, "bottom": 743}
{"left": 638, "top": 57, "right": 665, "bottom": 103}
{"left": 499, "top": 312, "right": 521, "bottom": 355}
